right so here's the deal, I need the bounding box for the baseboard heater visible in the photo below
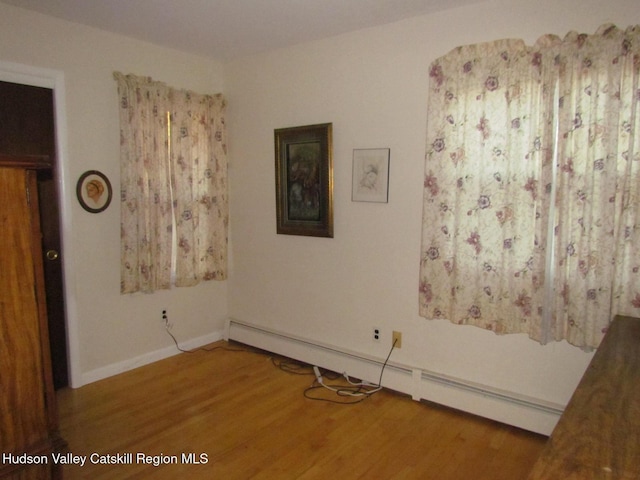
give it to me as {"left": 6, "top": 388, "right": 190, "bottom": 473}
{"left": 226, "top": 318, "right": 563, "bottom": 435}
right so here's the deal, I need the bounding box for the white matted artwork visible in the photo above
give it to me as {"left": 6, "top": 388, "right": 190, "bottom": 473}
{"left": 352, "top": 148, "right": 390, "bottom": 203}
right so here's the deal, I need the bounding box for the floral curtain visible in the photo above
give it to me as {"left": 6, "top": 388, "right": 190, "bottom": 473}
{"left": 115, "top": 73, "right": 228, "bottom": 294}
{"left": 116, "top": 73, "right": 173, "bottom": 293}
{"left": 419, "top": 25, "right": 640, "bottom": 349}
{"left": 170, "top": 90, "right": 228, "bottom": 286}
{"left": 544, "top": 25, "right": 640, "bottom": 347}
{"left": 419, "top": 39, "right": 554, "bottom": 339}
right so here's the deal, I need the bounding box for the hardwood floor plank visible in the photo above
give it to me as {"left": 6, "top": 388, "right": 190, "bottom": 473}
{"left": 57, "top": 341, "right": 545, "bottom": 479}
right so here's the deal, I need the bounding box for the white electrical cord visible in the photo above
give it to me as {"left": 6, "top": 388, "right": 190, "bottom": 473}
{"left": 343, "top": 373, "right": 378, "bottom": 387}
{"left": 313, "top": 367, "right": 381, "bottom": 397}
{"left": 311, "top": 339, "right": 396, "bottom": 398}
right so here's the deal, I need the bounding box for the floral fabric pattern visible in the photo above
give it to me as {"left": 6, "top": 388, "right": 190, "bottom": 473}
{"left": 546, "top": 25, "right": 640, "bottom": 347}
{"left": 419, "top": 25, "right": 640, "bottom": 349}
{"left": 171, "top": 90, "right": 228, "bottom": 287}
{"left": 115, "top": 73, "right": 228, "bottom": 294}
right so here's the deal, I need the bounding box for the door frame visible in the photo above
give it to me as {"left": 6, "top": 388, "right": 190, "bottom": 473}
{"left": 0, "top": 60, "right": 81, "bottom": 388}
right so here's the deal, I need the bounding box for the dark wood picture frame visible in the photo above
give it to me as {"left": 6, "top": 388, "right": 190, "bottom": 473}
{"left": 274, "top": 123, "right": 333, "bottom": 237}
{"left": 76, "top": 170, "right": 112, "bottom": 213}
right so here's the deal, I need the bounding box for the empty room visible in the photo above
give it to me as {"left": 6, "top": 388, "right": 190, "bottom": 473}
{"left": 1, "top": 0, "right": 639, "bottom": 478}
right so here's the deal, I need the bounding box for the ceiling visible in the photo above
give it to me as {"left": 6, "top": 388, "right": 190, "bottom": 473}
{"left": 1, "top": 0, "right": 482, "bottom": 62}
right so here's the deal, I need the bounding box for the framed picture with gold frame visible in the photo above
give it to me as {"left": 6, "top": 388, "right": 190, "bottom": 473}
{"left": 274, "top": 123, "right": 333, "bottom": 237}
{"left": 76, "top": 170, "right": 112, "bottom": 213}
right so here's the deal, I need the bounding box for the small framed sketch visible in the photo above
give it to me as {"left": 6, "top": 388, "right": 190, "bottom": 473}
{"left": 352, "top": 148, "right": 390, "bottom": 203}
{"left": 76, "top": 170, "right": 112, "bottom": 213}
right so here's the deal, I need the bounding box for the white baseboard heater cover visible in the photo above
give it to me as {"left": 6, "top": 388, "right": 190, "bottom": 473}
{"left": 226, "top": 318, "right": 563, "bottom": 435}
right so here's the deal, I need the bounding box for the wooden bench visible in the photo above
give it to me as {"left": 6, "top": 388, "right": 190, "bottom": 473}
{"left": 528, "top": 315, "right": 640, "bottom": 479}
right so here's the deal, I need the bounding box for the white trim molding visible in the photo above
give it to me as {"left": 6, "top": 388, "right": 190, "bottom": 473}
{"left": 0, "top": 60, "right": 81, "bottom": 388}
{"left": 82, "top": 330, "right": 224, "bottom": 385}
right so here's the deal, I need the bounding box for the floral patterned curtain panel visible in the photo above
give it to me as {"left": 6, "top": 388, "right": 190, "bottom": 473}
{"left": 419, "top": 39, "right": 555, "bottom": 341}
{"left": 170, "top": 90, "right": 228, "bottom": 287}
{"left": 115, "top": 73, "right": 173, "bottom": 293}
{"left": 115, "top": 73, "right": 228, "bottom": 294}
{"left": 546, "top": 25, "right": 640, "bottom": 347}
{"left": 419, "top": 25, "right": 640, "bottom": 349}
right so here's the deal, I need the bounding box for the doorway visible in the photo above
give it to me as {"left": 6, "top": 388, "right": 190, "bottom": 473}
{"left": 0, "top": 80, "right": 69, "bottom": 389}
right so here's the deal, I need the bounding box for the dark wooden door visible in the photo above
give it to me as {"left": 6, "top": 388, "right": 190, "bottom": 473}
{"left": 37, "top": 168, "right": 68, "bottom": 389}
{"left": 0, "top": 81, "right": 68, "bottom": 389}
{"left": 0, "top": 160, "right": 64, "bottom": 480}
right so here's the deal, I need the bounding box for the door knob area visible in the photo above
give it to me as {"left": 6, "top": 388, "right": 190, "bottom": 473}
{"left": 46, "top": 249, "right": 59, "bottom": 261}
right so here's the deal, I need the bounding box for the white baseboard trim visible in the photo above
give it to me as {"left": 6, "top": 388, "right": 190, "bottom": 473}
{"left": 80, "top": 330, "right": 224, "bottom": 386}
{"left": 226, "top": 317, "right": 562, "bottom": 435}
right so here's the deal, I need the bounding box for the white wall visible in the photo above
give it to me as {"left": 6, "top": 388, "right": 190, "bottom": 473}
{"left": 225, "top": 0, "right": 640, "bottom": 415}
{"left": 0, "top": 3, "right": 228, "bottom": 386}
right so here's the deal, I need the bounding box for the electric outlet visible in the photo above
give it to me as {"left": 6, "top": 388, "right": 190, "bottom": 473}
{"left": 392, "top": 330, "right": 402, "bottom": 348}
{"left": 373, "top": 328, "right": 380, "bottom": 342}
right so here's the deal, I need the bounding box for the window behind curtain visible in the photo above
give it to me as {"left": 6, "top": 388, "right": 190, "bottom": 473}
{"left": 114, "top": 73, "right": 228, "bottom": 294}
{"left": 419, "top": 24, "right": 640, "bottom": 349}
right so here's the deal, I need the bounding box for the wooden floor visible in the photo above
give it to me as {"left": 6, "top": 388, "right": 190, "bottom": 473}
{"left": 57, "top": 341, "right": 546, "bottom": 479}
